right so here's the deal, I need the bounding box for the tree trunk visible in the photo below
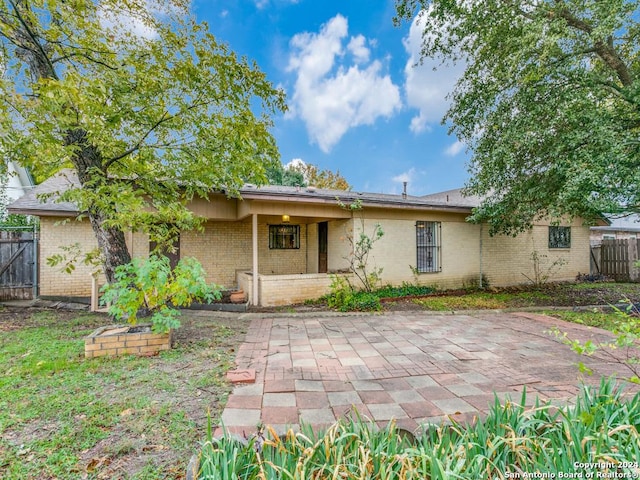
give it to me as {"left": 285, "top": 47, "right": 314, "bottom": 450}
{"left": 67, "top": 128, "right": 132, "bottom": 283}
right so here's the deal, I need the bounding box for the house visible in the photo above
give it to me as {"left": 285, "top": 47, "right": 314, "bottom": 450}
{"left": 8, "top": 170, "right": 595, "bottom": 306}
{"left": 590, "top": 215, "right": 640, "bottom": 246}
{"left": 2, "top": 160, "right": 35, "bottom": 203}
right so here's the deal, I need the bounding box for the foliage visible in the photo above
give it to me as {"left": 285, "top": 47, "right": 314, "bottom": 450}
{"left": 289, "top": 162, "right": 351, "bottom": 190}
{"left": 265, "top": 163, "right": 306, "bottom": 187}
{"left": 395, "top": 0, "right": 640, "bottom": 235}
{"left": 266, "top": 161, "right": 351, "bottom": 190}
{"left": 46, "top": 243, "right": 102, "bottom": 275}
{"left": 0, "top": 0, "right": 286, "bottom": 282}
{"left": 553, "top": 299, "right": 640, "bottom": 383}
{"left": 373, "top": 283, "right": 435, "bottom": 298}
{"left": 338, "top": 199, "right": 385, "bottom": 292}
{"left": 198, "top": 378, "right": 640, "bottom": 478}
{"left": 522, "top": 251, "right": 568, "bottom": 286}
{"left": 100, "top": 255, "right": 221, "bottom": 333}
{"left": 0, "top": 309, "right": 241, "bottom": 479}
{"left": 326, "top": 275, "right": 382, "bottom": 312}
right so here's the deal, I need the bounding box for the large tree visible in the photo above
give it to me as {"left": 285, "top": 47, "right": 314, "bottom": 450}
{"left": 0, "top": 0, "right": 286, "bottom": 281}
{"left": 395, "top": 0, "right": 640, "bottom": 235}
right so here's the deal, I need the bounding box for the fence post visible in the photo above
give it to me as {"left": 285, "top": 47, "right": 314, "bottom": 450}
{"left": 631, "top": 239, "right": 640, "bottom": 282}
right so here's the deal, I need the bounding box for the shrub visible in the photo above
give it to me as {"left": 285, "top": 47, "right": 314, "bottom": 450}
{"left": 326, "top": 275, "right": 381, "bottom": 312}
{"left": 100, "top": 255, "right": 221, "bottom": 333}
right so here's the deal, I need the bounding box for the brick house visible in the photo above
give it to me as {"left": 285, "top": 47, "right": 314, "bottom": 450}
{"left": 9, "top": 170, "right": 596, "bottom": 306}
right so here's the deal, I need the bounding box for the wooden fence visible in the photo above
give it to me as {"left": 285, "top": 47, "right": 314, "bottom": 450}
{"left": 591, "top": 238, "right": 640, "bottom": 282}
{"left": 0, "top": 228, "right": 37, "bottom": 300}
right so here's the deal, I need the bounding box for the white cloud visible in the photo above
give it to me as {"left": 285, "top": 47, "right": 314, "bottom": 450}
{"left": 392, "top": 168, "right": 416, "bottom": 184}
{"left": 285, "top": 158, "right": 306, "bottom": 169}
{"left": 403, "top": 13, "right": 466, "bottom": 134}
{"left": 287, "top": 15, "right": 401, "bottom": 153}
{"left": 347, "top": 35, "right": 369, "bottom": 63}
{"left": 444, "top": 140, "right": 464, "bottom": 156}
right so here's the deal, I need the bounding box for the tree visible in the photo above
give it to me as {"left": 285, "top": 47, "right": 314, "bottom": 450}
{"left": 0, "top": 0, "right": 286, "bottom": 281}
{"left": 266, "top": 161, "right": 351, "bottom": 190}
{"left": 265, "top": 163, "right": 306, "bottom": 187}
{"left": 289, "top": 162, "right": 351, "bottom": 190}
{"left": 395, "top": 0, "right": 640, "bottom": 235}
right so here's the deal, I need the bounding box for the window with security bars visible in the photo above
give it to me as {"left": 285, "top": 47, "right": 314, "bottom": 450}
{"left": 549, "top": 226, "right": 571, "bottom": 249}
{"left": 269, "top": 225, "right": 300, "bottom": 249}
{"left": 416, "top": 221, "right": 440, "bottom": 272}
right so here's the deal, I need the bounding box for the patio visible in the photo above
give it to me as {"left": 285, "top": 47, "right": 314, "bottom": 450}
{"left": 219, "top": 310, "right": 636, "bottom": 436}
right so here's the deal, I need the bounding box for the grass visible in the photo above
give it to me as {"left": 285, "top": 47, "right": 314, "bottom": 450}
{"left": 414, "top": 291, "right": 552, "bottom": 311}
{"left": 543, "top": 310, "right": 622, "bottom": 331}
{"left": 196, "top": 378, "right": 640, "bottom": 479}
{"left": 0, "top": 309, "right": 245, "bottom": 479}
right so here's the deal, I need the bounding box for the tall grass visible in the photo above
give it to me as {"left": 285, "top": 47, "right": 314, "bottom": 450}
{"left": 196, "top": 378, "right": 640, "bottom": 479}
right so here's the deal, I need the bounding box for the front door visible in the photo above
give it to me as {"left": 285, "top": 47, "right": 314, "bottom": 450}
{"left": 318, "top": 222, "right": 328, "bottom": 273}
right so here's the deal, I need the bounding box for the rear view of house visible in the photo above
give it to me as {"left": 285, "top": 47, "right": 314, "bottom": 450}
{"left": 9, "top": 170, "right": 594, "bottom": 306}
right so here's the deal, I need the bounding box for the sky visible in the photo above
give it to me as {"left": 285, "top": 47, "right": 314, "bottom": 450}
{"left": 192, "top": 0, "right": 470, "bottom": 196}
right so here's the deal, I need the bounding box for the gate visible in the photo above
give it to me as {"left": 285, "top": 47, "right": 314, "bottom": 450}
{"left": 592, "top": 238, "right": 640, "bottom": 282}
{"left": 0, "top": 226, "right": 38, "bottom": 300}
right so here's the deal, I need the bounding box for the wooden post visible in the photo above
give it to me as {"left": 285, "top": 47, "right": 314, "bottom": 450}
{"left": 90, "top": 272, "right": 99, "bottom": 312}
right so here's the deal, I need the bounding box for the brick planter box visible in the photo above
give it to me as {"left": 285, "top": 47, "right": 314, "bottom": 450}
{"left": 85, "top": 324, "right": 173, "bottom": 358}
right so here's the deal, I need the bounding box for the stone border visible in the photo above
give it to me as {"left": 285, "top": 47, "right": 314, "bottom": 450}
{"left": 85, "top": 324, "right": 172, "bottom": 358}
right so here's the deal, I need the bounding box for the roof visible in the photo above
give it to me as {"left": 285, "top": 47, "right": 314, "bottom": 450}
{"left": 591, "top": 214, "right": 640, "bottom": 232}
{"left": 8, "top": 169, "right": 480, "bottom": 217}
{"left": 7, "top": 169, "right": 79, "bottom": 216}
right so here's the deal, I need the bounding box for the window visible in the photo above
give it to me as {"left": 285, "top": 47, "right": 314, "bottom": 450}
{"left": 269, "top": 225, "right": 300, "bottom": 249}
{"left": 549, "top": 226, "right": 571, "bottom": 248}
{"left": 416, "top": 221, "right": 441, "bottom": 273}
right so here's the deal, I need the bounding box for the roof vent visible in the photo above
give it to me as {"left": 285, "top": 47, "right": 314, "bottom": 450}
{"left": 306, "top": 186, "right": 317, "bottom": 193}
{"left": 245, "top": 183, "right": 255, "bottom": 189}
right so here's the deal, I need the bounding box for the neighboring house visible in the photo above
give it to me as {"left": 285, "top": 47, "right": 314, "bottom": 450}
{"left": 3, "top": 161, "right": 35, "bottom": 202}
{"left": 9, "top": 170, "right": 596, "bottom": 306}
{"left": 590, "top": 215, "right": 640, "bottom": 246}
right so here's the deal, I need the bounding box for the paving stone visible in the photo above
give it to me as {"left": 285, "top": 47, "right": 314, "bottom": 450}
{"left": 351, "top": 380, "right": 383, "bottom": 391}
{"left": 339, "top": 357, "right": 366, "bottom": 367}
{"left": 261, "top": 406, "right": 299, "bottom": 425}
{"left": 367, "top": 403, "right": 408, "bottom": 421}
{"left": 226, "top": 369, "right": 256, "bottom": 384}
{"left": 299, "top": 408, "right": 335, "bottom": 425}
{"left": 406, "top": 375, "right": 438, "bottom": 389}
{"left": 295, "top": 379, "right": 325, "bottom": 391}
{"left": 233, "top": 383, "right": 264, "bottom": 396}
{"left": 263, "top": 393, "right": 296, "bottom": 407}
{"left": 221, "top": 408, "right": 261, "bottom": 427}
{"left": 432, "top": 397, "right": 476, "bottom": 415}
{"left": 328, "top": 391, "right": 361, "bottom": 406}
{"left": 296, "top": 392, "right": 330, "bottom": 409}
{"left": 225, "top": 395, "right": 262, "bottom": 409}
{"left": 389, "top": 389, "right": 426, "bottom": 404}
{"left": 446, "top": 384, "right": 486, "bottom": 397}
{"left": 358, "top": 390, "right": 394, "bottom": 404}
{"left": 293, "top": 358, "right": 317, "bottom": 368}
{"left": 400, "top": 401, "right": 441, "bottom": 419}
{"left": 323, "top": 380, "right": 354, "bottom": 392}
{"left": 264, "top": 379, "right": 295, "bottom": 393}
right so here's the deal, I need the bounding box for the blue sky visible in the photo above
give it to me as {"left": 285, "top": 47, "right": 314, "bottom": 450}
{"left": 193, "top": 0, "right": 469, "bottom": 196}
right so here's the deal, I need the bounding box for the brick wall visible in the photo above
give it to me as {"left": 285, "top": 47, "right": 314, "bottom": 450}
{"left": 85, "top": 325, "right": 171, "bottom": 358}
{"left": 39, "top": 217, "right": 148, "bottom": 297}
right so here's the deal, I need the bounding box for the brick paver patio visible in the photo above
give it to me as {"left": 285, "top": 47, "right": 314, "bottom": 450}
{"left": 218, "top": 310, "right": 633, "bottom": 437}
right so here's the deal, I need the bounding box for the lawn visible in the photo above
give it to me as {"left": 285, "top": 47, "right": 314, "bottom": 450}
{"left": 411, "top": 282, "right": 640, "bottom": 312}
{"left": 0, "top": 307, "right": 250, "bottom": 479}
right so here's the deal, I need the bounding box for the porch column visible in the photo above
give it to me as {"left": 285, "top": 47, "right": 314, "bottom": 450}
{"left": 252, "top": 213, "right": 259, "bottom": 306}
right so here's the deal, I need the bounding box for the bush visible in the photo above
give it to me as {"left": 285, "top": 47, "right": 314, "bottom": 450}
{"left": 196, "top": 378, "right": 640, "bottom": 478}
{"left": 101, "top": 255, "right": 221, "bottom": 333}
{"left": 326, "top": 276, "right": 381, "bottom": 312}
